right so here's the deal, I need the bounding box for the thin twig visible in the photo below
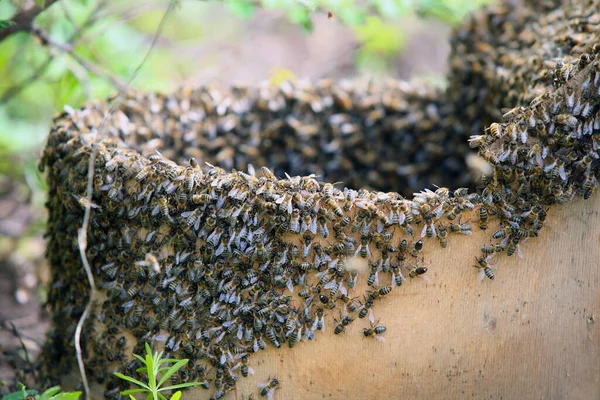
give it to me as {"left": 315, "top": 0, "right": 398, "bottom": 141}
{"left": 74, "top": 2, "right": 179, "bottom": 399}
{"left": 0, "top": 0, "right": 59, "bottom": 42}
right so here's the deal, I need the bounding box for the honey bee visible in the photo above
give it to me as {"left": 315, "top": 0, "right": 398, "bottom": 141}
{"left": 408, "top": 266, "right": 428, "bottom": 278}
{"left": 289, "top": 208, "right": 300, "bottom": 233}
{"left": 474, "top": 256, "right": 495, "bottom": 281}
{"left": 363, "top": 321, "right": 386, "bottom": 342}
{"left": 437, "top": 224, "right": 448, "bottom": 248}
{"left": 355, "top": 236, "right": 371, "bottom": 258}
{"left": 478, "top": 207, "right": 488, "bottom": 230}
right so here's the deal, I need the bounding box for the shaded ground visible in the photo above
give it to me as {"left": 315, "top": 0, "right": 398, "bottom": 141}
{"left": 0, "top": 10, "right": 449, "bottom": 394}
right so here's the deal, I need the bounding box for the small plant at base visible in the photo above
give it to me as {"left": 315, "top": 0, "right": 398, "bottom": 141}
{"left": 114, "top": 343, "right": 204, "bottom": 400}
{"left": 1, "top": 383, "right": 81, "bottom": 400}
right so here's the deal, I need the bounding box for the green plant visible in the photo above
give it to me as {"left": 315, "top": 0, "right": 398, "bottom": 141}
{"left": 1, "top": 383, "right": 81, "bottom": 400}
{"left": 113, "top": 343, "right": 204, "bottom": 400}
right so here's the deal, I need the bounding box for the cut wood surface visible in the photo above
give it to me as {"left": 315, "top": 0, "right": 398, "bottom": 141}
{"left": 67, "top": 194, "right": 600, "bottom": 400}
{"left": 195, "top": 194, "right": 599, "bottom": 400}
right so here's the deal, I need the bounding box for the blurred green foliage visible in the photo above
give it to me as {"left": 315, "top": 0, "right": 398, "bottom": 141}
{"left": 0, "top": 0, "right": 494, "bottom": 164}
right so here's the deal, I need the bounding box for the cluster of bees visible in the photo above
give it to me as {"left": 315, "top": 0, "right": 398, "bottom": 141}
{"left": 37, "top": 0, "right": 598, "bottom": 399}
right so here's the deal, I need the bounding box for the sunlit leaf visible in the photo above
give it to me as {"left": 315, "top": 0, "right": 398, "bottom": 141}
{"left": 268, "top": 66, "right": 297, "bottom": 85}
{"left": 47, "top": 392, "right": 82, "bottom": 400}
{"left": 286, "top": 5, "right": 313, "bottom": 32}
{"left": 353, "top": 16, "right": 405, "bottom": 55}
{"left": 38, "top": 386, "right": 62, "bottom": 399}
{"left": 415, "top": 0, "right": 458, "bottom": 25}
{"left": 225, "top": 0, "right": 256, "bottom": 19}
{"left": 1, "top": 389, "right": 38, "bottom": 400}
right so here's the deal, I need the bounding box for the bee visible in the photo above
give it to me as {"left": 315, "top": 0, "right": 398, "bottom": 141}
{"left": 289, "top": 208, "right": 300, "bottom": 233}
{"left": 449, "top": 221, "right": 472, "bottom": 235}
{"left": 265, "top": 327, "right": 280, "bottom": 348}
{"left": 355, "top": 236, "right": 371, "bottom": 258}
{"left": 276, "top": 193, "right": 293, "bottom": 214}
{"left": 489, "top": 122, "right": 503, "bottom": 137}
{"left": 437, "top": 224, "right": 448, "bottom": 248}
{"left": 333, "top": 319, "right": 345, "bottom": 335}
{"left": 414, "top": 239, "right": 423, "bottom": 252}
{"left": 408, "top": 266, "right": 428, "bottom": 278}
{"left": 319, "top": 218, "right": 330, "bottom": 238}
{"left": 192, "top": 193, "right": 212, "bottom": 206}
{"left": 478, "top": 207, "right": 488, "bottom": 230}
{"left": 391, "top": 264, "right": 404, "bottom": 287}
{"left": 474, "top": 256, "right": 495, "bottom": 281}
{"left": 367, "top": 262, "right": 379, "bottom": 287}
{"left": 308, "top": 307, "right": 325, "bottom": 332}
{"left": 363, "top": 321, "right": 386, "bottom": 342}
{"left": 378, "top": 286, "right": 392, "bottom": 296}
{"left": 259, "top": 377, "right": 280, "bottom": 399}
{"left": 582, "top": 175, "right": 596, "bottom": 199}
{"left": 325, "top": 198, "right": 344, "bottom": 217}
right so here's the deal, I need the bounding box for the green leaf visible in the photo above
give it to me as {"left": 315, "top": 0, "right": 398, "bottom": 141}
{"left": 129, "top": 396, "right": 136, "bottom": 400}
{"left": 226, "top": 0, "right": 256, "bottom": 19}
{"left": 0, "top": 20, "right": 16, "bottom": 30}
{"left": 353, "top": 16, "right": 405, "bottom": 55}
{"left": 114, "top": 372, "right": 151, "bottom": 391}
{"left": 2, "top": 389, "right": 38, "bottom": 400}
{"left": 336, "top": 7, "right": 365, "bottom": 27}
{"left": 415, "top": 0, "right": 458, "bottom": 25}
{"left": 34, "top": 0, "right": 46, "bottom": 9}
{"left": 157, "top": 359, "right": 189, "bottom": 388}
{"left": 157, "top": 394, "right": 167, "bottom": 400}
{"left": 48, "top": 392, "right": 82, "bottom": 400}
{"left": 169, "top": 392, "right": 182, "bottom": 400}
{"left": 120, "top": 389, "right": 150, "bottom": 396}
{"left": 158, "top": 382, "right": 207, "bottom": 391}
{"left": 286, "top": 6, "right": 313, "bottom": 32}
{"left": 38, "top": 387, "right": 62, "bottom": 399}
{"left": 133, "top": 354, "right": 147, "bottom": 365}
{"left": 145, "top": 354, "right": 156, "bottom": 390}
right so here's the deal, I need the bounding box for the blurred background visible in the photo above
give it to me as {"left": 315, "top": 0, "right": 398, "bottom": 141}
{"left": 0, "top": 0, "right": 493, "bottom": 390}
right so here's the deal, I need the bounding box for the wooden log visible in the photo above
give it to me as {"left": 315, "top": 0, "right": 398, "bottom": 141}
{"left": 56, "top": 194, "right": 599, "bottom": 399}
{"left": 199, "top": 194, "right": 599, "bottom": 400}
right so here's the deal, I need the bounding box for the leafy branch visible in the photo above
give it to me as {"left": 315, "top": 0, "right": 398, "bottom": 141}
{"left": 0, "top": 0, "right": 59, "bottom": 42}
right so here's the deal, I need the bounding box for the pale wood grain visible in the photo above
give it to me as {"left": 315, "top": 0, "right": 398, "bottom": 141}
{"left": 76, "top": 194, "right": 600, "bottom": 400}
{"left": 218, "top": 194, "right": 600, "bottom": 400}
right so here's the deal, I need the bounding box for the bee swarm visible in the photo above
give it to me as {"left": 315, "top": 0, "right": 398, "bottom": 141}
{"left": 38, "top": 1, "right": 599, "bottom": 398}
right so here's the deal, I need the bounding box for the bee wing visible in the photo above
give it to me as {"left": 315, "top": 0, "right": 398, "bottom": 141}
{"left": 430, "top": 223, "right": 437, "bottom": 238}
{"left": 559, "top": 166, "right": 567, "bottom": 181}
{"left": 323, "top": 280, "right": 336, "bottom": 290}
{"left": 286, "top": 278, "right": 294, "bottom": 294}
{"left": 369, "top": 308, "right": 375, "bottom": 324}
{"left": 247, "top": 366, "right": 255, "bottom": 375}
{"left": 339, "top": 282, "right": 347, "bottom": 296}
{"left": 268, "top": 390, "right": 275, "bottom": 400}
{"left": 375, "top": 335, "right": 386, "bottom": 343}
{"left": 420, "top": 224, "right": 428, "bottom": 238}
{"left": 478, "top": 268, "right": 486, "bottom": 282}
{"left": 309, "top": 219, "right": 318, "bottom": 235}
